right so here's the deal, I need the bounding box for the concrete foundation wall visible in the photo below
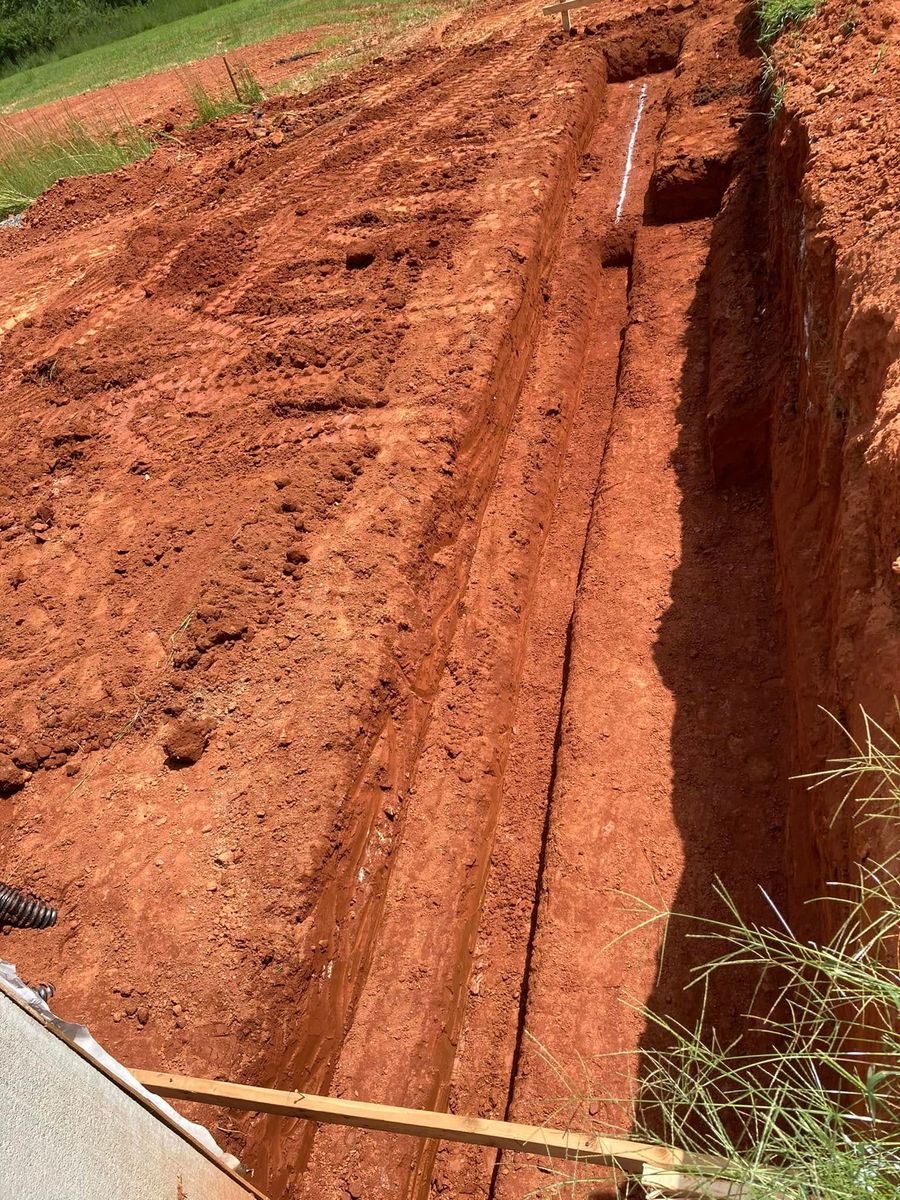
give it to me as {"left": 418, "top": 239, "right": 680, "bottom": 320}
{"left": 0, "top": 983, "right": 259, "bottom": 1200}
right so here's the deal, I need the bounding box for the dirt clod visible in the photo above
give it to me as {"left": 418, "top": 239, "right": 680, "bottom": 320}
{"left": 162, "top": 717, "right": 215, "bottom": 765}
{"left": 345, "top": 249, "right": 375, "bottom": 270}
{"left": 0, "top": 758, "right": 27, "bottom": 797}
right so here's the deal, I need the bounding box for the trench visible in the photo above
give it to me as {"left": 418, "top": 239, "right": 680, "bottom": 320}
{"left": 261, "top": 28, "right": 802, "bottom": 1200}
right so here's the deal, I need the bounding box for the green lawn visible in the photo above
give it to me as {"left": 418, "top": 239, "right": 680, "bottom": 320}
{"left": 0, "top": 0, "right": 432, "bottom": 115}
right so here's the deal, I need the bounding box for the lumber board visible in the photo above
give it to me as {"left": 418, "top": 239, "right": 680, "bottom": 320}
{"left": 541, "top": 0, "right": 594, "bottom": 17}
{"left": 131, "top": 1070, "right": 745, "bottom": 1197}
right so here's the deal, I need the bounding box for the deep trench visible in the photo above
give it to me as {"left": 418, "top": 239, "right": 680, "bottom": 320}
{"left": 266, "top": 37, "right": 813, "bottom": 1200}
{"left": 489, "top": 93, "right": 790, "bottom": 1200}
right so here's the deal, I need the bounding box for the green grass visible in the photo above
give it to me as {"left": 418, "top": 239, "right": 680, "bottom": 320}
{"left": 182, "top": 58, "right": 262, "bottom": 124}
{"left": 622, "top": 710, "right": 900, "bottom": 1200}
{"left": 228, "top": 56, "right": 264, "bottom": 104}
{"left": 755, "top": 0, "right": 820, "bottom": 121}
{"left": 0, "top": 117, "right": 154, "bottom": 217}
{"left": 761, "top": 48, "right": 788, "bottom": 120}
{"left": 0, "top": 0, "right": 433, "bottom": 115}
{"left": 523, "top": 710, "right": 900, "bottom": 1200}
{"left": 183, "top": 75, "right": 242, "bottom": 123}
{"left": 0, "top": 0, "right": 238, "bottom": 75}
{"left": 757, "top": 0, "right": 819, "bottom": 44}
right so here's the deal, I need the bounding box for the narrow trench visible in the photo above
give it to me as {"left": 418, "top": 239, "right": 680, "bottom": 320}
{"left": 270, "top": 40, "right": 790, "bottom": 1200}
{"left": 439, "top": 62, "right": 788, "bottom": 1200}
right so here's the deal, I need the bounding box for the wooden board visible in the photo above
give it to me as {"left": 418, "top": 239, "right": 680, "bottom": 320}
{"left": 541, "top": 0, "right": 592, "bottom": 17}
{"left": 131, "top": 1069, "right": 746, "bottom": 1197}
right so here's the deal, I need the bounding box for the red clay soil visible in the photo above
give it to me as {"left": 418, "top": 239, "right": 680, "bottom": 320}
{"left": 1, "top": 0, "right": 898, "bottom": 1197}
{"left": 761, "top": 0, "right": 900, "bottom": 924}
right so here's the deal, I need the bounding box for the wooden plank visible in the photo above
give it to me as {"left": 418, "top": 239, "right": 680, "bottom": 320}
{"left": 542, "top": 0, "right": 589, "bottom": 17}
{"left": 543, "top": 0, "right": 694, "bottom": 15}
{"left": 132, "top": 1070, "right": 745, "bottom": 1197}
{"left": 541, "top": 0, "right": 593, "bottom": 31}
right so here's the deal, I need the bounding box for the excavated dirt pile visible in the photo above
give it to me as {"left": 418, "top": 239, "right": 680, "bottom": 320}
{"left": 0, "top": 0, "right": 898, "bottom": 1196}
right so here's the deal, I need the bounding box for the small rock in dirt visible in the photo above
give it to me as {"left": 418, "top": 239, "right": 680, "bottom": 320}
{"left": 136, "top": 1006, "right": 149, "bottom": 1026}
{"left": 278, "top": 491, "right": 302, "bottom": 513}
{"left": 12, "top": 744, "right": 40, "bottom": 771}
{"left": 345, "top": 248, "right": 375, "bottom": 270}
{"left": 162, "top": 716, "right": 215, "bottom": 765}
{"left": 268, "top": 130, "right": 285, "bottom": 147}
{"left": 0, "top": 757, "right": 27, "bottom": 797}
{"left": 209, "top": 619, "right": 247, "bottom": 644}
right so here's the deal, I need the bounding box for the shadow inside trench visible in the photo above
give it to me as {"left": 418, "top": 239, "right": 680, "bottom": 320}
{"left": 632, "top": 118, "right": 790, "bottom": 1164}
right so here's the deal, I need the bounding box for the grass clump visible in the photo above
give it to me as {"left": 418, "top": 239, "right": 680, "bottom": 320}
{"left": 0, "top": 117, "right": 153, "bottom": 217}
{"left": 757, "top": 0, "right": 819, "bottom": 45}
{"left": 182, "top": 58, "right": 262, "bottom": 124}
{"left": 761, "top": 49, "right": 788, "bottom": 120}
{"left": 755, "top": 0, "right": 819, "bottom": 117}
{"left": 226, "top": 57, "right": 263, "bottom": 104}
{"left": 624, "top": 710, "right": 900, "bottom": 1200}
{"left": 184, "top": 77, "right": 242, "bottom": 123}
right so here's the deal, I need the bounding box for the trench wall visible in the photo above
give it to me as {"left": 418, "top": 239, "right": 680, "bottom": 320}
{"left": 739, "top": 4, "right": 900, "bottom": 922}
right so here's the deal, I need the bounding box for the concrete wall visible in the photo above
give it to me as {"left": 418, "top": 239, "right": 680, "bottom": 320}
{"left": 0, "top": 982, "right": 260, "bottom": 1200}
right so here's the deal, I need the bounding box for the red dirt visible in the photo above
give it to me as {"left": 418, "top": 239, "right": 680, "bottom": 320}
{"left": 1, "top": 0, "right": 898, "bottom": 1197}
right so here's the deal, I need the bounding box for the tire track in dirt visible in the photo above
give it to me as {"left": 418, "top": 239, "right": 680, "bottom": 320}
{"left": 0, "top": 13, "right": 615, "bottom": 1191}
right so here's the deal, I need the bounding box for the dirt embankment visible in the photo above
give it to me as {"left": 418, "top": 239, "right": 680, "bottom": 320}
{"left": 764, "top": 0, "right": 900, "bottom": 921}
{"left": 0, "top": 0, "right": 897, "bottom": 1197}
{"left": 694, "top": 0, "right": 900, "bottom": 927}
